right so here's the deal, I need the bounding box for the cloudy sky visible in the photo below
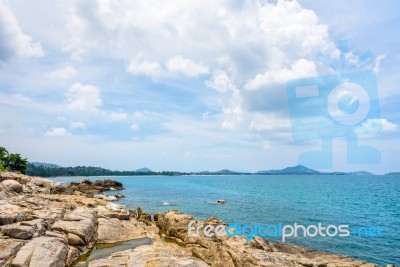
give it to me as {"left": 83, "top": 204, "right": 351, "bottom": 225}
{"left": 0, "top": 0, "right": 399, "bottom": 174}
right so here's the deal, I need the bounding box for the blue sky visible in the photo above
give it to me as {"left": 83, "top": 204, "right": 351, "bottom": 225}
{"left": 0, "top": 0, "right": 399, "bottom": 174}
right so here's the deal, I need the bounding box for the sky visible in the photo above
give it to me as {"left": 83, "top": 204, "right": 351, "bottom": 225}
{"left": 0, "top": 0, "right": 399, "bottom": 174}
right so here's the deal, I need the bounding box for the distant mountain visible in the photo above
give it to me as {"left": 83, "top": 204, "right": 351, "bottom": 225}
{"left": 216, "top": 169, "right": 242, "bottom": 175}
{"left": 386, "top": 172, "right": 400, "bottom": 175}
{"left": 257, "top": 165, "right": 320, "bottom": 175}
{"left": 135, "top": 167, "right": 153, "bottom": 173}
{"left": 29, "top": 162, "right": 61, "bottom": 168}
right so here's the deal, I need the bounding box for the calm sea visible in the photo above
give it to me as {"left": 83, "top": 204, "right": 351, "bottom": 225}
{"left": 52, "top": 174, "right": 400, "bottom": 266}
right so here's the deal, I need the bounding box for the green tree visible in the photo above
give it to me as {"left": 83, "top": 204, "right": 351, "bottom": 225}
{"left": 0, "top": 147, "right": 28, "bottom": 174}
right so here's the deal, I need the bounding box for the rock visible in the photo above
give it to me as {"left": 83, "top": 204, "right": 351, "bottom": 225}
{"left": 103, "top": 195, "right": 118, "bottom": 201}
{"left": 31, "top": 178, "right": 52, "bottom": 188}
{"left": 0, "top": 201, "right": 29, "bottom": 225}
{"left": 102, "top": 179, "right": 124, "bottom": 190}
{"left": 68, "top": 233, "right": 85, "bottom": 246}
{"left": 115, "top": 193, "right": 125, "bottom": 199}
{"left": 99, "top": 210, "right": 130, "bottom": 220}
{"left": 1, "top": 223, "right": 35, "bottom": 239}
{"left": 51, "top": 182, "right": 73, "bottom": 195}
{"left": 66, "top": 246, "right": 81, "bottom": 266}
{"left": 154, "top": 210, "right": 378, "bottom": 267}
{"left": 128, "top": 241, "right": 209, "bottom": 267}
{"left": 45, "top": 231, "right": 68, "bottom": 243}
{"left": 31, "top": 209, "right": 66, "bottom": 224}
{"left": 217, "top": 199, "right": 226, "bottom": 204}
{"left": 105, "top": 202, "right": 126, "bottom": 212}
{"left": 0, "top": 239, "right": 26, "bottom": 267}
{"left": 11, "top": 236, "right": 69, "bottom": 267}
{"left": 1, "top": 179, "right": 22, "bottom": 193}
{"left": 88, "top": 249, "right": 132, "bottom": 267}
{"left": 97, "top": 217, "right": 157, "bottom": 243}
{"left": 51, "top": 208, "right": 97, "bottom": 245}
{"left": 81, "top": 179, "right": 92, "bottom": 185}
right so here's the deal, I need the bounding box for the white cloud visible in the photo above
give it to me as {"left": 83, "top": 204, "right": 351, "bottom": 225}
{"left": 70, "top": 121, "right": 86, "bottom": 129}
{"left": 66, "top": 83, "right": 102, "bottom": 112}
{"left": 126, "top": 59, "right": 162, "bottom": 77}
{"left": 109, "top": 110, "right": 128, "bottom": 121}
{"left": 354, "top": 118, "right": 398, "bottom": 138}
{"left": 166, "top": 56, "right": 208, "bottom": 77}
{"left": 47, "top": 66, "right": 77, "bottom": 79}
{"left": 60, "top": 0, "right": 337, "bottom": 131}
{"left": 0, "top": 1, "right": 44, "bottom": 61}
{"left": 45, "top": 127, "right": 71, "bottom": 137}
{"left": 206, "top": 70, "right": 235, "bottom": 93}
{"left": 130, "top": 123, "right": 139, "bottom": 130}
{"left": 245, "top": 59, "right": 318, "bottom": 90}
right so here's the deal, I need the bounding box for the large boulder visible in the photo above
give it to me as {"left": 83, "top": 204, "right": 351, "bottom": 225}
{"left": 97, "top": 217, "right": 155, "bottom": 243}
{"left": 1, "top": 179, "right": 22, "bottom": 193}
{"left": 51, "top": 208, "right": 97, "bottom": 245}
{"left": 93, "top": 179, "right": 124, "bottom": 190}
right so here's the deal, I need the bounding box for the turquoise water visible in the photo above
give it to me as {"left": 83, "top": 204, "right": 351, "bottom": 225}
{"left": 53, "top": 175, "right": 400, "bottom": 266}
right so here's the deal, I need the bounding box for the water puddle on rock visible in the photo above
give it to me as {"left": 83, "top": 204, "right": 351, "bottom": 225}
{"left": 75, "top": 237, "right": 152, "bottom": 265}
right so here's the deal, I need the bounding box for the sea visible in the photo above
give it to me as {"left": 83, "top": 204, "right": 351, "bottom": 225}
{"left": 51, "top": 174, "right": 400, "bottom": 266}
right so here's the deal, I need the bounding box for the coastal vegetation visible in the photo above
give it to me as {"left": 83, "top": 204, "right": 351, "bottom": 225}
{"left": 0, "top": 147, "right": 28, "bottom": 174}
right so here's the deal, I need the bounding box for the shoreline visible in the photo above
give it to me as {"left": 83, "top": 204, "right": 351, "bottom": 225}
{"left": 0, "top": 172, "right": 382, "bottom": 266}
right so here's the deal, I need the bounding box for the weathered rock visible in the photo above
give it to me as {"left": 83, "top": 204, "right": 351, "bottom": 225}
{"left": 11, "top": 236, "right": 69, "bottom": 267}
{"left": 102, "top": 179, "right": 124, "bottom": 190}
{"left": 1, "top": 179, "right": 22, "bottom": 193}
{"left": 88, "top": 249, "right": 132, "bottom": 267}
{"left": 67, "top": 233, "right": 85, "bottom": 246}
{"left": 0, "top": 201, "right": 29, "bottom": 225}
{"left": 99, "top": 210, "right": 130, "bottom": 220}
{"left": 51, "top": 182, "right": 73, "bottom": 195}
{"left": 97, "top": 217, "right": 156, "bottom": 243}
{"left": 1, "top": 223, "right": 35, "bottom": 239}
{"left": 154, "top": 210, "right": 378, "bottom": 267}
{"left": 128, "top": 241, "right": 209, "bottom": 267}
{"left": 66, "top": 246, "right": 81, "bottom": 266}
{"left": 51, "top": 208, "right": 97, "bottom": 245}
{"left": 0, "top": 239, "right": 26, "bottom": 267}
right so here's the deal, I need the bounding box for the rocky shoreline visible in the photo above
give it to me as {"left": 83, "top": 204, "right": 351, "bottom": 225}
{"left": 0, "top": 172, "right": 380, "bottom": 267}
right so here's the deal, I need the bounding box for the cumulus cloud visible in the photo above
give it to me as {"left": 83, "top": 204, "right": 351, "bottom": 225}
{"left": 109, "top": 110, "right": 128, "bottom": 121}
{"left": 66, "top": 83, "right": 102, "bottom": 112}
{"left": 47, "top": 66, "right": 77, "bottom": 79}
{"left": 45, "top": 127, "right": 71, "bottom": 137}
{"left": 166, "top": 56, "right": 208, "bottom": 77}
{"left": 69, "top": 121, "right": 86, "bottom": 129}
{"left": 126, "top": 59, "right": 162, "bottom": 77}
{"left": 60, "top": 0, "right": 336, "bottom": 130}
{"left": 354, "top": 118, "right": 398, "bottom": 138}
{"left": 206, "top": 70, "right": 236, "bottom": 93}
{"left": 0, "top": 1, "right": 44, "bottom": 61}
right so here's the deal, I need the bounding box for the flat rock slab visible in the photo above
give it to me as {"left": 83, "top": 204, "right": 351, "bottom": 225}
{"left": 11, "top": 236, "right": 69, "bottom": 267}
{"left": 0, "top": 239, "right": 26, "bottom": 266}
{"left": 97, "top": 217, "right": 152, "bottom": 244}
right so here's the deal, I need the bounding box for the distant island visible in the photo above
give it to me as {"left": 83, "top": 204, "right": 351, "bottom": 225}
{"left": 26, "top": 162, "right": 383, "bottom": 177}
